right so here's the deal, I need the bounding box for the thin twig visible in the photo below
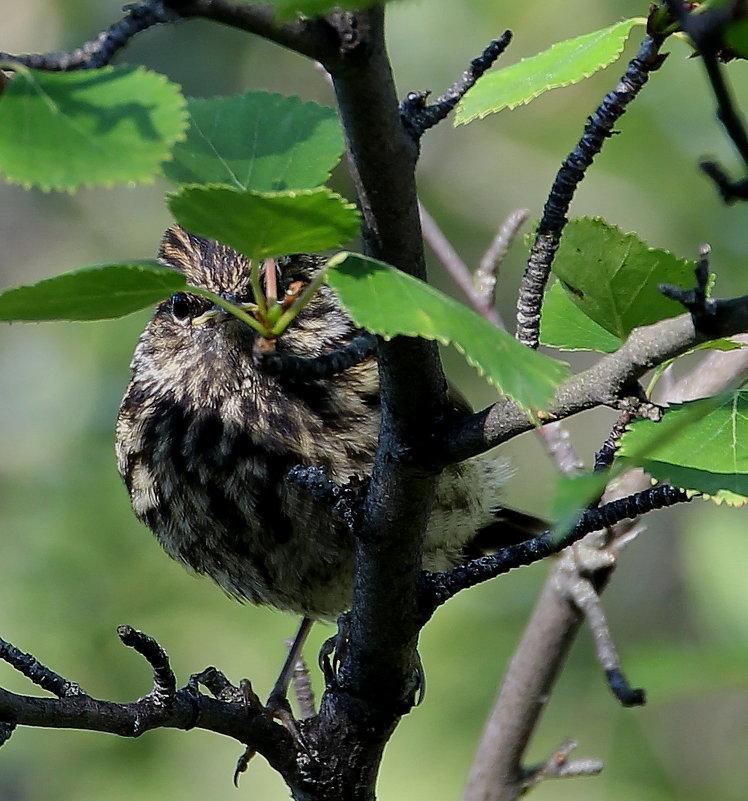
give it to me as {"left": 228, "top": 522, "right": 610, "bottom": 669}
{"left": 422, "top": 485, "right": 691, "bottom": 613}
{"left": 419, "top": 202, "right": 507, "bottom": 327}
{"left": 659, "top": 245, "right": 719, "bottom": 335}
{"left": 0, "top": 637, "right": 84, "bottom": 698}
{"left": 0, "top": 1, "right": 180, "bottom": 70}
{"left": 521, "top": 740, "right": 603, "bottom": 789}
{"left": 117, "top": 625, "right": 177, "bottom": 703}
{"left": 288, "top": 647, "right": 316, "bottom": 720}
{"left": 400, "top": 32, "right": 512, "bottom": 140}
{"left": 594, "top": 412, "right": 634, "bottom": 471}
{"left": 663, "top": 0, "right": 748, "bottom": 199}
{"left": 475, "top": 208, "right": 529, "bottom": 308}
{"left": 515, "top": 35, "right": 667, "bottom": 348}
{"left": 537, "top": 422, "right": 584, "bottom": 475}
{"left": 567, "top": 568, "right": 645, "bottom": 706}
{"left": 419, "top": 202, "right": 475, "bottom": 302}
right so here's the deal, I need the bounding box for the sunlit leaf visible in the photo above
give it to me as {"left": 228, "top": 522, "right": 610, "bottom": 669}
{"left": 0, "top": 64, "right": 187, "bottom": 190}
{"left": 540, "top": 280, "right": 622, "bottom": 352}
{"left": 0, "top": 262, "right": 184, "bottom": 321}
{"left": 325, "top": 252, "right": 568, "bottom": 413}
{"left": 455, "top": 18, "right": 645, "bottom": 124}
{"left": 618, "top": 392, "right": 748, "bottom": 505}
{"left": 162, "top": 91, "right": 343, "bottom": 190}
{"left": 552, "top": 218, "right": 697, "bottom": 339}
{"left": 168, "top": 185, "right": 360, "bottom": 261}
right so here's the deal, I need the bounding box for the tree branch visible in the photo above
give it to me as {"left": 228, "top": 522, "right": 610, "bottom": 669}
{"left": 663, "top": 0, "right": 748, "bottom": 200}
{"left": 0, "top": 0, "right": 180, "bottom": 70}
{"left": 0, "top": 637, "right": 84, "bottom": 699}
{"left": 399, "top": 32, "right": 512, "bottom": 140}
{"left": 458, "top": 317, "right": 748, "bottom": 801}
{"left": 443, "top": 293, "right": 748, "bottom": 464}
{"left": 323, "top": 4, "right": 446, "bottom": 723}
{"left": 0, "top": 631, "right": 304, "bottom": 784}
{"left": 163, "top": 0, "right": 343, "bottom": 63}
{"left": 515, "top": 33, "right": 667, "bottom": 348}
{"left": 421, "top": 484, "right": 690, "bottom": 614}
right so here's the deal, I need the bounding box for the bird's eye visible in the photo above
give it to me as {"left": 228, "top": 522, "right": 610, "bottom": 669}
{"left": 170, "top": 294, "right": 192, "bottom": 321}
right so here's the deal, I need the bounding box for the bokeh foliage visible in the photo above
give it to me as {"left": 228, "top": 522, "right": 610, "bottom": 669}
{"left": 1, "top": 1, "right": 747, "bottom": 800}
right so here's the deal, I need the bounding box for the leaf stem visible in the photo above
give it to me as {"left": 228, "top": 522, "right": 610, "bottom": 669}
{"left": 189, "top": 286, "right": 270, "bottom": 336}
{"left": 270, "top": 261, "right": 330, "bottom": 337}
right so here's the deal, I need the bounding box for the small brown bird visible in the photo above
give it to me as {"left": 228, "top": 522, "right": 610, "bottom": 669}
{"left": 115, "top": 225, "right": 539, "bottom": 622}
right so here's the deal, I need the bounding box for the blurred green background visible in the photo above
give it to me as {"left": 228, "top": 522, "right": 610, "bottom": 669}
{"left": 1, "top": 1, "right": 747, "bottom": 799}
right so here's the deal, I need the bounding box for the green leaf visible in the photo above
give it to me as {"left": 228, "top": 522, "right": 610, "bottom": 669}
{"left": 162, "top": 91, "right": 343, "bottom": 190}
{"left": 547, "top": 387, "right": 723, "bottom": 533}
{"left": 618, "top": 392, "right": 748, "bottom": 505}
{"left": 0, "top": 262, "right": 184, "bottom": 321}
{"left": 723, "top": 18, "right": 748, "bottom": 58}
{"left": 455, "top": 18, "right": 645, "bottom": 124}
{"left": 552, "top": 218, "right": 697, "bottom": 340}
{"left": 168, "top": 185, "right": 360, "bottom": 261}
{"left": 0, "top": 65, "right": 187, "bottom": 190}
{"left": 547, "top": 470, "right": 612, "bottom": 542}
{"left": 540, "top": 280, "right": 623, "bottom": 352}
{"left": 324, "top": 252, "right": 569, "bottom": 413}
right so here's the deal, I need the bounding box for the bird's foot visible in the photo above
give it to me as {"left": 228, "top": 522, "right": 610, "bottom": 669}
{"left": 319, "top": 613, "right": 425, "bottom": 705}
{"left": 318, "top": 612, "right": 350, "bottom": 689}
{"left": 233, "top": 679, "right": 309, "bottom": 786}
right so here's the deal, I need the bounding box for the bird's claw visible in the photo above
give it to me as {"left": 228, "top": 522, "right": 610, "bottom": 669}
{"left": 232, "top": 681, "right": 309, "bottom": 786}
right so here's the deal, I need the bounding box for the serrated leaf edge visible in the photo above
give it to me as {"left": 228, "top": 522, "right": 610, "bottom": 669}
{"left": 455, "top": 17, "right": 646, "bottom": 125}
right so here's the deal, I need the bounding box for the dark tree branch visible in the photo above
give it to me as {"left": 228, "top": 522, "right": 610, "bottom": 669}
{"left": 117, "top": 625, "right": 177, "bottom": 704}
{"left": 163, "top": 0, "right": 344, "bottom": 63}
{"left": 699, "top": 159, "right": 748, "bottom": 202}
{"left": 0, "top": 636, "right": 84, "bottom": 698}
{"left": 0, "top": 1, "right": 180, "bottom": 70}
{"left": 421, "top": 485, "right": 691, "bottom": 614}
{"left": 400, "top": 32, "right": 512, "bottom": 140}
{"left": 254, "top": 332, "right": 378, "bottom": 381}
{"left": 659, "top": 245, "right": 719, "bottom": 335}
{"left": 323, "top": 7, "right": 447, "bottom": 720}
{"left": 0, "top": 631, "right": 305, "bottom": 786}
{"left": 0, "top": 721, "right": 15, "bottom": 748}
{"left": 594, "top": 411, "right": 634, "bottom": 471}
{"left": 663, "top": 0, "right": 748, "bottom": 200}
{"left": 515, "top": 34, "right": 667, "bottom": 348}
{"left": 287, "top": 466, "right": 366, "bottom": 535}
{"left": 443, "top": 293, "right": 748, "bottom": 464}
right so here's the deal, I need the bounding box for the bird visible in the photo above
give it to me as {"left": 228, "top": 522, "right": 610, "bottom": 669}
{"left": 115, "top": 224, "right": 541, "bottom": 632}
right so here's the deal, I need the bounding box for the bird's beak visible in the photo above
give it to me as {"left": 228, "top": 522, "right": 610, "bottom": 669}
{"left": 191, "top": 301, "right": 258, "bottom": 327}
{"left": 190, "top": 307, "right": 227, "bottom": 327}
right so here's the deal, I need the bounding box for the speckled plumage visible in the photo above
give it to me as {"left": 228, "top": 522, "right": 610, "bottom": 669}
{"left": 115, "top": 226, "right": 521, "bottom": 619}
